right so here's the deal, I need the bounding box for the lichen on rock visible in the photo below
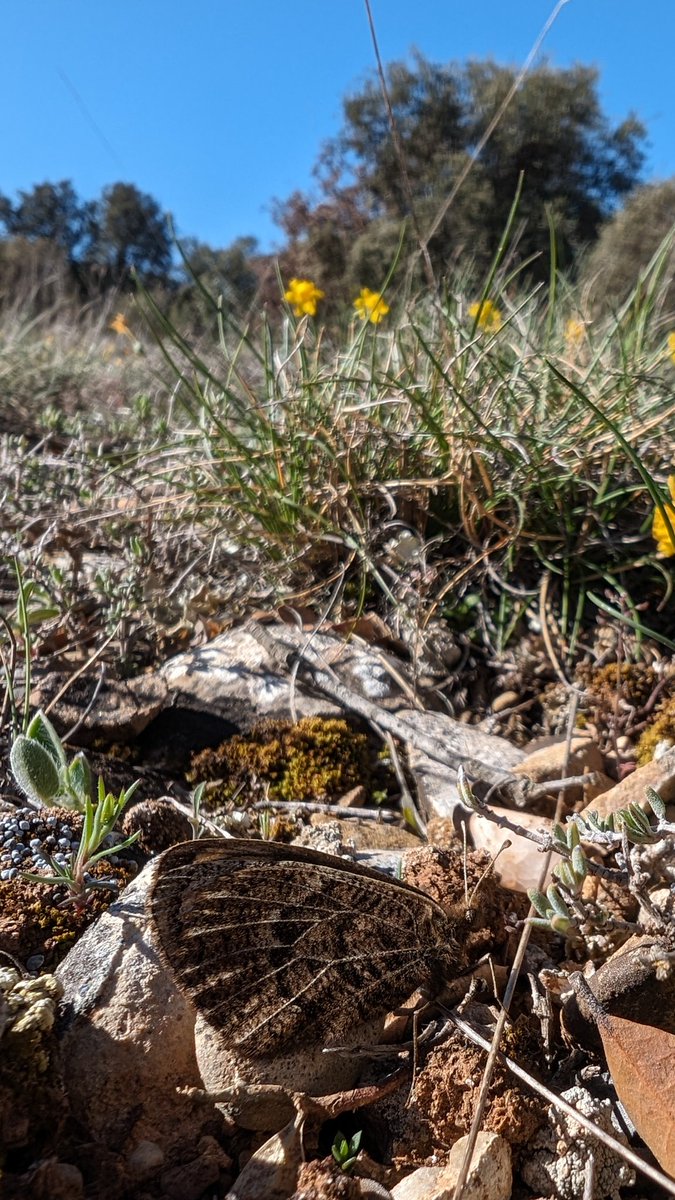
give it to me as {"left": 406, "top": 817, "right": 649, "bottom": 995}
{"left": 0, "top": 967, "right": 67, "bottom": 1173}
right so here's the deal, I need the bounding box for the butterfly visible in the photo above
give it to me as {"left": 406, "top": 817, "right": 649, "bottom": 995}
{"left": 148, "top": 838, "right": 465, "bottom": 1056}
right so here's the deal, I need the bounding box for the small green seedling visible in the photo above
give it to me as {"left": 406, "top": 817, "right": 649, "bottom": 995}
{"left": 22, "top": 777, "right": 141, "bottom": 906}
{"left": 331, "top": 1130, "right": 362, "bottom": 1174}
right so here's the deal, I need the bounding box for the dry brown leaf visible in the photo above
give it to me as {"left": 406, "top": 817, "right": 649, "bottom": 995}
{"left": 231, "top": 1114, "right": 303, "bottom": 1200}
{"left": 598, "top": 1011, "right": 675, "bottom": 1176}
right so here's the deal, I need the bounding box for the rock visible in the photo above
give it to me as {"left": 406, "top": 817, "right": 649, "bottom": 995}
{"left": 126, "top": 1139, "right": 165, "bottom": 1180}
{"left": 468, "top": 807, "right": 559, "bottom": 892}
{"left": 403, "top": 710, "right": 524, "bottom": 822}
{"left": 440, "top": 1133, "right": 511, "bottom": 1200}
{"left": 162, "top": 624, "right": 403, "bottom": 732}
{"left": 55, "top": 864, "right": 223, "bottom": 1178}
{"left": 520, "top": 1086, "right": 634, "bottom": 1199}
{"left": 392, "top": 1133, "right": 511, "bottom": 1200}
{"left": 195, "top": 1010, "right": 385, "bottom": 1132}
{"left": 300, "top": 817, "right": 423, "bottom": 856}
{"left": 491, "top": 691, "right": 520, "bottom": 714}
{"left": 392, "top": 1166, "right": 444, "bottom": 1199}
{"left": 160, "top": 1134, "right": 232, "bottom": 1200}
{"left": 5, "top": 1158, "right": 85, "bottom": 1200}
{"left": 338, "top": 785, "right": 368, "bottom": 807}
{"left": 30, "top": 670, "right": 167, "bottom": 745}
{"left": 513, "top": 736, "right": 605, "bottom": 803}
{"left": 584, "top": 747, "right": 675, "bottom": 817}
{"left": 562, "top": 932, "right": 675, "bottom": 1051}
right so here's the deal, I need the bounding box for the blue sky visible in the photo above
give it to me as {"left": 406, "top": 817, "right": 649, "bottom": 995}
{"left": 3, "top": 1, "right": 674, "bottom": 252}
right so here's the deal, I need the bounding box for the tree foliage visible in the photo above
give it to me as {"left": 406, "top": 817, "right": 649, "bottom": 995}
{"left": 276, "top": 54, "right": 647, "bottom": 290}
{"left": 582, "top": 179, "right": 675, "bottom": 314}
{"left": 0, "top": 179, "right": 261, "bottom": 320}
{"left": 93, "top": 182, "right": 172, "bottom": 283}
{"left": 0, "top": 180, "right": 95, "bottom": 259}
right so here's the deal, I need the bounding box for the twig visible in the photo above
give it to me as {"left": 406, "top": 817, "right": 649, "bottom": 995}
{"left": 539, "top": 570, "right": 569, "bottom": 685}
{"left": 383, "top": 730, "right": 426, "bottom": 837}
{"left": 423, "top": 0, "right": 572, "bottom": 251}
{"left": 362, "top": 0, "right": 437, "bottom": 292}
{"left": 450, "top": 1012, "right": 675, "bottom": 1197}
{"left": 251, "top": 800, "right": 401, "bottom": 824}
{"left": 452, "top": 690, "right": 580, "bottom": 1200}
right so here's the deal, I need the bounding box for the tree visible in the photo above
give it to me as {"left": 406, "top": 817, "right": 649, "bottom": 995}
{"left": 459, "top": 61, "right": 645, "bottom": 266}
{"left": 179, "top": 236, "right": 260, "bottom": 307}
{"left": 168, "top": 236, "right": 263, "bottom": 331}
{"left": 276, "top": 55, "right": 647, "bottom": 288}
{"left": 582, "top": 179, "right": 675, "bottom": 314}
{"left": 92, "top": 182, "right": 172, "bottom": 283}
{"left": 0, "top": 180, "right": 94, "bottom": 260}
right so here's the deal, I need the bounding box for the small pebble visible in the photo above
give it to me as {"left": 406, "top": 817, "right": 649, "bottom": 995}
{"left": 492, "top": 690, "right": 521, "bottom": 714}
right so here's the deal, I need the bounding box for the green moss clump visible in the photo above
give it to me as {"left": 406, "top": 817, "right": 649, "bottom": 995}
{"left": 636, "top": 698, "right": 675, "bottom": 765}
{"left": 189, "top": 716, "right": 370, "bottom": 805}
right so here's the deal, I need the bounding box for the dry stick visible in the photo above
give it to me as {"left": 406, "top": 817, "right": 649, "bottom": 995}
{"left": 451, "top": 690, "right": 580, "bottom": 1200}
{"left": 362, "top": 0, "right": 437, "bottom": 293}
{"left": 539, "top": 570, "right": 569, "bottom": 686}
{"left": 423, "top": 0, "right": 572, "bottom": 252}
{"left": 251, "top": 800, "right": 400, "bottom": 824}
{"left": 451, "top": 1013, "right": 675, "bottom": 1197}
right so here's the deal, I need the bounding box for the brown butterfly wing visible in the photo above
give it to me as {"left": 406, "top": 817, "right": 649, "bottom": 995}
{"left": 148, "top": 838, "right": 459, "bottom": 1055}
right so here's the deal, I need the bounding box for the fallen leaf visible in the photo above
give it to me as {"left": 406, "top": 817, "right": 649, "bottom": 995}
{"left": 231, "top": 1113, "right": 303, "bottom": 1200}
{"left": 598, "top": 1011, "right": 675, "bottom": 1176}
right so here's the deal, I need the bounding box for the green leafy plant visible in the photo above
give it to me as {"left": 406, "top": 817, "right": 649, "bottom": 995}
{"left": 9, "top": 707, "right": 140, "bottom": 902}
{"left": 331, "top": 1130, "right": 362, "bottom": 1174}
{"left": 11, "top": 710, "right": 96, "bottom": 812}
{"left": 22, "top": 776, "right": 140, "bottom": 905}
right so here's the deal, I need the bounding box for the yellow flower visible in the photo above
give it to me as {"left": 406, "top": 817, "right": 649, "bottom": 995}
{"left": 652, "top": 475, "right": 675, "bottom": 557}
{"left": 667, "top": 332, "right": 675, "bottom": 364}
{"left": 110, "top": 312, "right": 132, "bottom": 337}
{"left": 565, "top": 318, "right": 586, "bottom": 345}
{"left": 468, "top": 299, "right": 502, "bottom": 333}
{"left": 283, "top": 278, "right": 325, "bottom": 317}
{"left": 353, "top": 287, "right": 389, "bottom": 325}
